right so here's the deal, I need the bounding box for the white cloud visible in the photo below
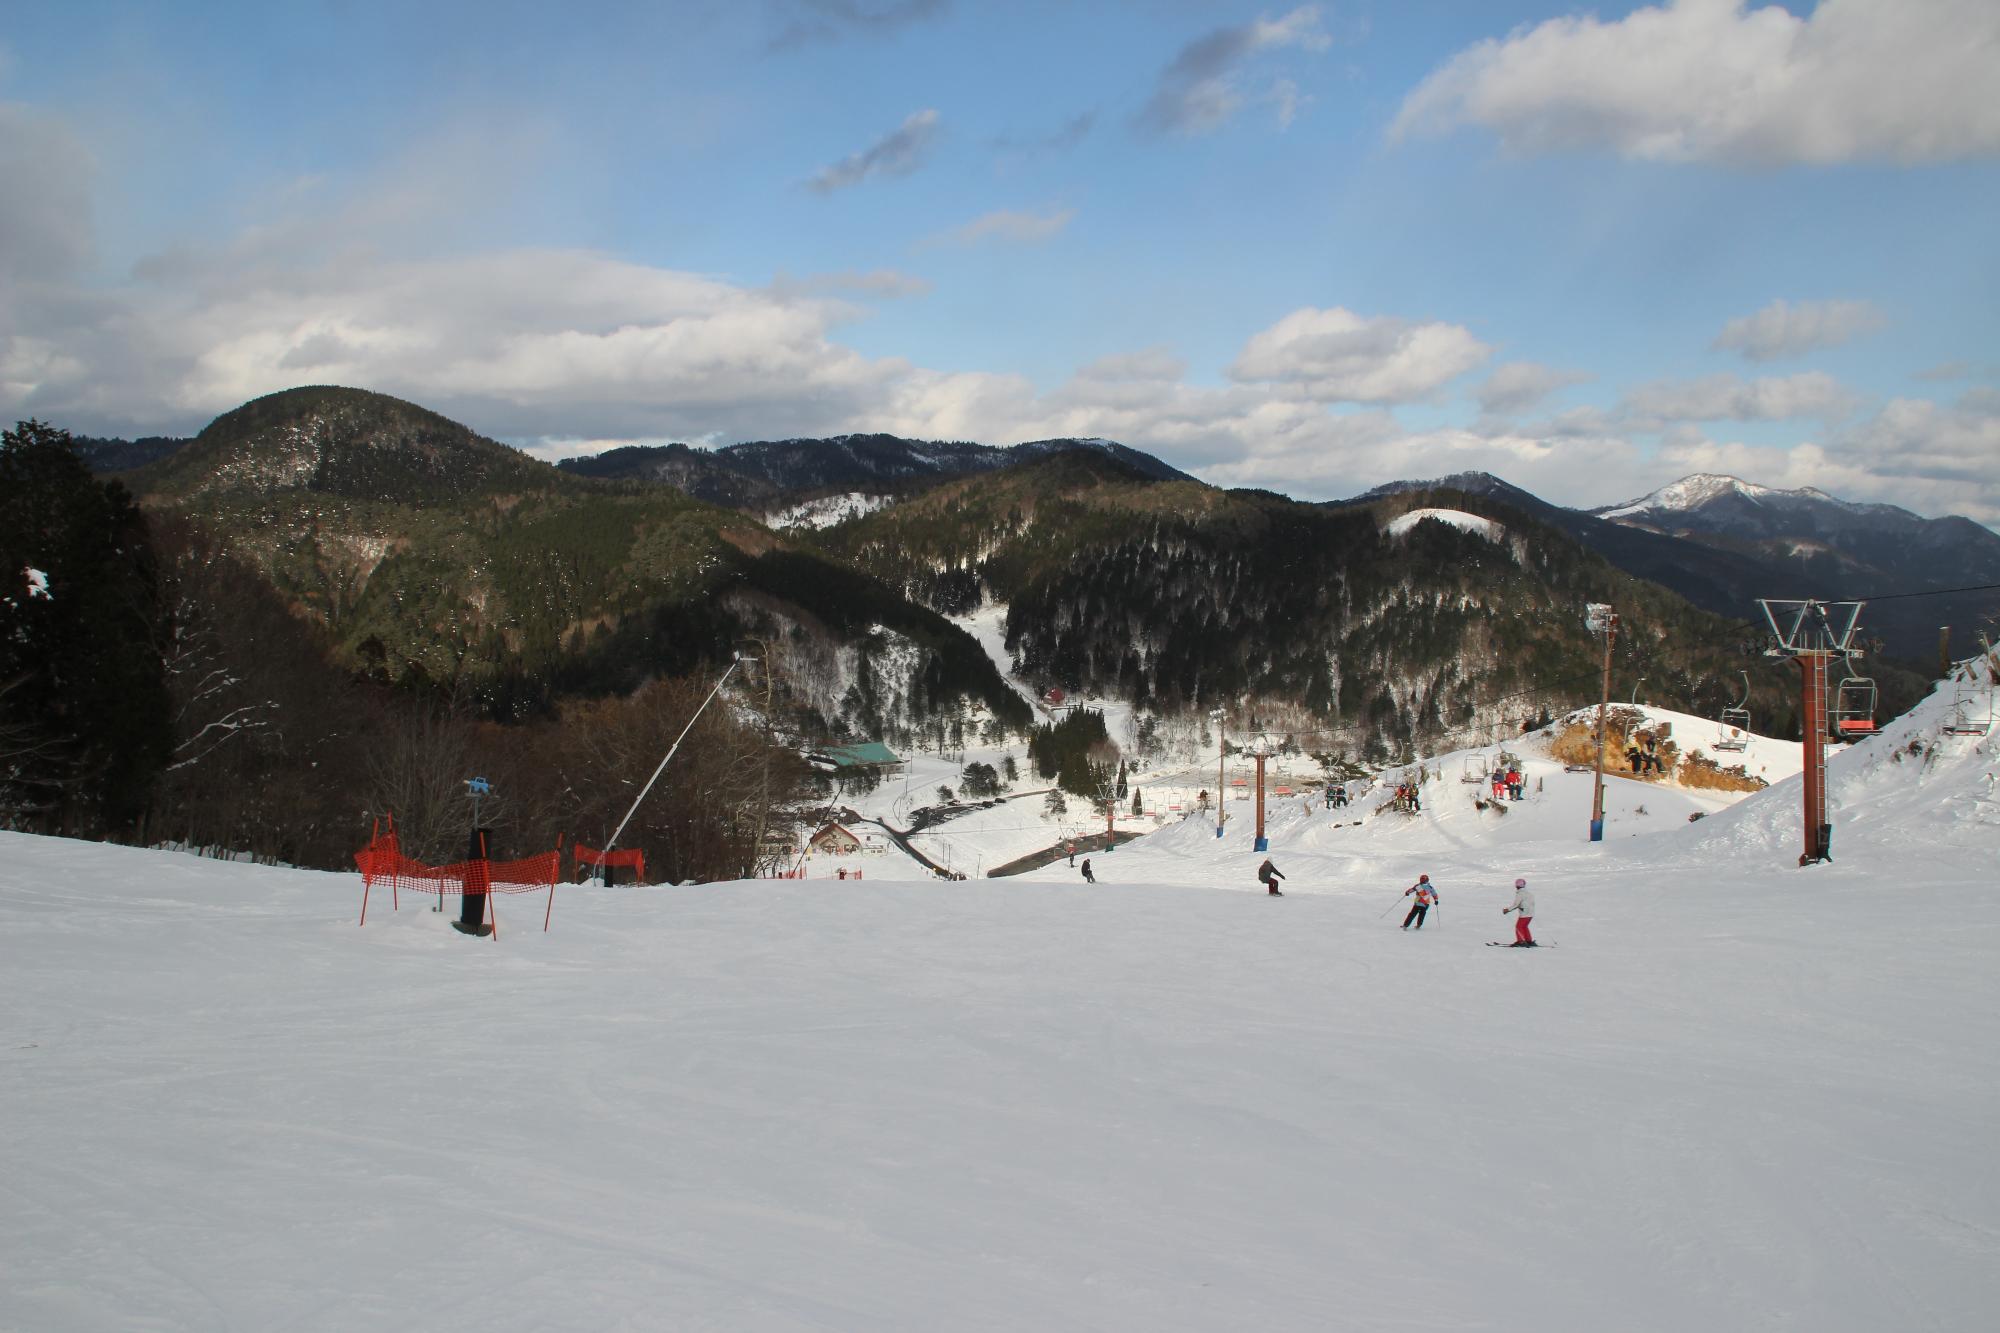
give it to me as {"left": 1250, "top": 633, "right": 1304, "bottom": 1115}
{"left": 1227, "top": 307, "right": 1491, "bottom": 404}
{"left": 1476, "top": 361, "right": 1591, "bottom": 416}
{"left": 930, "top": 207, "right": 1075, "bottom": 247}
{"left": 1620, "top": 371, "right": 1858, "bottom": 424}
{"left": 1137, "top": 6, "right": 1330, "bottom": 136}
{"left": 765, "top": 268, "right": 933, "bottom": 300}
{"left": 1390, "top": 0, "right": 2000, "bottom": 167}
{"left": 1713, "top": 298, "right": 1886, "bottom": 361}
{"left": 4, "top": 105, "right": 1991, "bottom": 529}
{"left": 805, "top": 109, "right": 939, "bottom": 193}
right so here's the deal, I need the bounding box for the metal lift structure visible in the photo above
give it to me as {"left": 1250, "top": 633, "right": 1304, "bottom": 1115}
{"left": 1758, "top": 599, "right": 1866, "bottom": 867}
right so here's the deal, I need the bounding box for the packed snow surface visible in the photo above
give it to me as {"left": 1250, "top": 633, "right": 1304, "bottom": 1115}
{"left": 5, "top": 673, "right": 1998, "bottom": 1330}
{"left": 1383, "top": 507, "right": 1506, "bottom": 542}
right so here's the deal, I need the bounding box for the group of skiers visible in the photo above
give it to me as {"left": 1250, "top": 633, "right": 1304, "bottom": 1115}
{"left": 1253, "top": 861, "right": 1538, "bottom": 944}
{"left": 1390, "top": 782, "right": 1422, "bottom": 814}
{"left": 1489, "top": 765, "right": 1524, "bottom": 801}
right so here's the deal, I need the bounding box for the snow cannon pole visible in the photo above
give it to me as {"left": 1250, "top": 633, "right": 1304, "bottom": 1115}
{"left": 544, "top": 834, "right": 563, "bottom": 933}
{"left": 601, "top": 655, "right": 754, "bottom": 864}
{"left": 359, "top": 816, "right": 378, "bottom": 926}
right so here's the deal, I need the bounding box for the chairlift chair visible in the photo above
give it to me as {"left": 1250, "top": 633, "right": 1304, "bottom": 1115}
{"left": 1715, "top": 671, "right": 1751, "bottom": 752}
{"left": 1943, "top": 663, "right": 1995, "bottom": 736}
{"left": 1829, "top": 667, "right": 1879, "bottom": 739}
{"left": 1461, "top": 754, "right": 1485, "bottom": 783}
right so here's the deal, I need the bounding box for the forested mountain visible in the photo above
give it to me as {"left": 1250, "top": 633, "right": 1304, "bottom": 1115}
{"left": 1357, "top": 472, "right": 1999, "bottom": 663}
{"left": 11, "top": 385, "right": 1957, "bottom": 864}
{"left": 556, "top": 432, "right": 1192, "bottom": 516}
{"left": 120, "top": 387, "right": 1028, "bottom": 737}
{"left": 807, "top": 454, "right": 1860, "bottom": 762}
{"left": 1593, "top": 475, "right": 2000, "bottom": 661}
{"left": 72, "top": 434, "right": 189, "bottom": 472}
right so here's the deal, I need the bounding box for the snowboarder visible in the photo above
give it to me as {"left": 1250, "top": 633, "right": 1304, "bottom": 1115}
{"left": 1257, "top": 858, "right": 1285, "bottom": 896}
{"left": 1402, "top": 874, "right": 1438, "bottom": 929}
{"left": 1502, "top": 877, "right": 1536, "bottom": 946}
{"left": 1080, "top": 858, "right": 1095, "bottom": 884}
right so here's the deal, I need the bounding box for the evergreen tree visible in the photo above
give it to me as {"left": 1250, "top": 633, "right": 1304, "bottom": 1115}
{"left": 0, "top": 421, "right": 172, "bottom": 835}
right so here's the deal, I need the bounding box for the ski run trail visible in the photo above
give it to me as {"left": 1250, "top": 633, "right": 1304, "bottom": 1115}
{"left": 5, "top": 667, "right": 1998, "bottom": 1331}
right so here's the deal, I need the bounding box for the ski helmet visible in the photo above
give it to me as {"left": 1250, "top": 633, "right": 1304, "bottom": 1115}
{"left": 1418, "top": 873, "right": 1428, "bottom": 882}
{"left": 1515, "top": 878, "right": 1526, "bottom": 888}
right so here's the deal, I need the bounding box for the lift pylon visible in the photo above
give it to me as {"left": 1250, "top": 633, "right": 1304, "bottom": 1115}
{"left": 1758, "top": 599, "right": 1866, "bottom": 867}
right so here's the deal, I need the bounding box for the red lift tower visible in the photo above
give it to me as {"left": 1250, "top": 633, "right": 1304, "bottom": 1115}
{"left": 1758, "top": 599, "right": 1866, "bottom": 867}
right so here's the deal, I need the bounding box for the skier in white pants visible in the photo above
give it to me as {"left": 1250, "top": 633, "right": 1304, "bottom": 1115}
{"left": 1502, "top": 877, "right": 1535, "bottom": 946}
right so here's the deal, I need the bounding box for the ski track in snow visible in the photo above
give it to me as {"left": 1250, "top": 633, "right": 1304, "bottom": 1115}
{"left": 4, "top": 673, "right": 1998, "bottom": 1329}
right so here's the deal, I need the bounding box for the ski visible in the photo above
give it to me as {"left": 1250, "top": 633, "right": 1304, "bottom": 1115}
{"left": 1487, "top": 941, "right": 1552, "bottom": 947}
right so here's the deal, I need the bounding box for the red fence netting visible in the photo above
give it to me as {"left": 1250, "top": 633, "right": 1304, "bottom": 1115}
{"left": 573, "top": 845, "right": 646, "bottom": 883}
{"left": 355, "top": 815, "right": 566, "bottom": 935}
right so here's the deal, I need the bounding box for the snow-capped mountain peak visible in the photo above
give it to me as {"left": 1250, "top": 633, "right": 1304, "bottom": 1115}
{"left": 1597, "top": 474, "right": 1773, "bottom": 519}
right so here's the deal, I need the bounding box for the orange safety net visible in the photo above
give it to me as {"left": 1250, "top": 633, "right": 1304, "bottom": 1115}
{"left": 355, "top": 815, "right": 566, "bottom": 933}
{"left": 573, "top": 845, "right": 646, "bottom": 881}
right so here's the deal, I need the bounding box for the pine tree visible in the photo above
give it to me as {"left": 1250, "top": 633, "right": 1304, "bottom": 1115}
{"left": 0, "top": 420, "right": 172, "bottom": 835}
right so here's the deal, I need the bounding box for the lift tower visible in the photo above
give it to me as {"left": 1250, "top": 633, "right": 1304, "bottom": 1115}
{"left": 1757, "top": 599, "right": 1865, "bottom": 867}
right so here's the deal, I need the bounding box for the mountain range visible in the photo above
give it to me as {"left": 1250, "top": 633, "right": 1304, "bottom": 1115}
{"left": 71, "top": 387, "right": 1994, "bottom": 752}
{"left": 1354, "top": 471, "right": 2000, "bottom": 664}
{"left": 12, "top": 385, "right": 1984, "bottom": 878}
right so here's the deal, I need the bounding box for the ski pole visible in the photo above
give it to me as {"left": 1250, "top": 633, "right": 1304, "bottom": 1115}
{"left": 1379, "top": 894, "right": 1405, "bottom": 919}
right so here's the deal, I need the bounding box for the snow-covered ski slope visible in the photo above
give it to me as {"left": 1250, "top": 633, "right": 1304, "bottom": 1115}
{"left": 4, "top": 670, "right": 1996, "bottom": 1330}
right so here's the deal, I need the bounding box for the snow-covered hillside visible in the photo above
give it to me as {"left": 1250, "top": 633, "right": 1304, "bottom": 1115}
{"left": 1383, "top": 506, "right": 1506, "bottom": 542}
{"left": 5, "top": 667, "right": 1996, "bottom": 1330}
{"left": 765, "top": 491, "right": 894, "bottom": 530}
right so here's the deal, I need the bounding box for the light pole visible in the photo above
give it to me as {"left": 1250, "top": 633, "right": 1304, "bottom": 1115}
{"left": 1630, "top": 677, "right": 1645, "bottom": 705}
{"left": 1249, "top": 731, "right": 1271, "bottom": 852}
{"left": 1586, "top": 605, "right": 1617, "bottom": 842}
{"left": 1210, "top": 707, "right": 1226, "bottom": 839}
{"left": 601, "top": 654, "right": 757, "bottom": 863}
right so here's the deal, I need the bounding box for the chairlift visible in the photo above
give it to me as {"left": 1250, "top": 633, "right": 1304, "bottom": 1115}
{"left": 1715, "top": 671, "right": 1751, "bottom": 752}
{"left": 1829, "top": 662, "right": 1879, "bottom": 738}
{"left": 1943, "top": 661, "right": 1995, "bottom": 736}
{"left": 1460, "top": 753, "right": 1485, "bottom": 783}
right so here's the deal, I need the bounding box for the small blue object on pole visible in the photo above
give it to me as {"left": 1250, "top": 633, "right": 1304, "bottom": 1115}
{"left": 1254, "top": 835, "right": 1268, "bottom": 851}
{"left": 1589, "top": 818, "right": 1604, "bottom": 842}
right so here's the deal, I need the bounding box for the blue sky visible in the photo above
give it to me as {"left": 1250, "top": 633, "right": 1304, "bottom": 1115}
{"left": 2, "top": 0, "right": 1996, "bottom": 522}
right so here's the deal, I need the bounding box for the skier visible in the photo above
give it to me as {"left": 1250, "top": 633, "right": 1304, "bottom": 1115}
{"left": 1066, "top": 840, "right": 1076, "bottom": 866}
{"left": 1080, "top": 858, "right": 1095, "bottom": 884}
{"left": 1506, "top": 766, "right": 1523, "bottom": 801}
{"left": 1502, "top": 877, "right": 1536, "bottom": 946}
{"left": 1401, "top": 874, "right": 1438, "bottom": 930}
{"left": 1257, "top": 858, "right": 1285, "bottom": 896}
